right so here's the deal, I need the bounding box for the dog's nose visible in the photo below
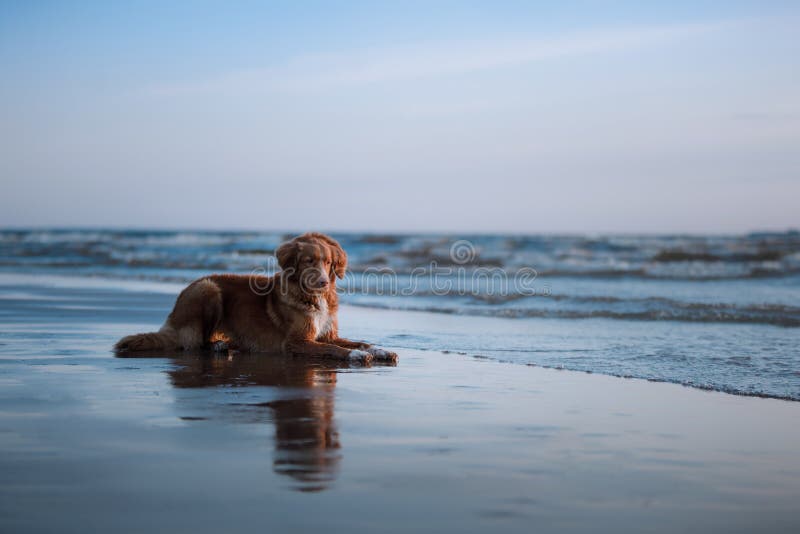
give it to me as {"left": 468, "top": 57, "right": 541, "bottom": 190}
{"left": 316, "top": 278, "right": 329, "bottom": 288}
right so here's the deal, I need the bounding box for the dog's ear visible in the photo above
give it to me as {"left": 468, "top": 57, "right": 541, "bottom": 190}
{"left": 276, "top": 239, "right": 300, "bottom": 271}
{"left": 323, "top": 237, "right": 347, "bottom": 279}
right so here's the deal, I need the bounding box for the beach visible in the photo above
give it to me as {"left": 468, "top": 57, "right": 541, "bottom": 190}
{"left": 1, "top": 273, "right": 799, "bottom": 533}
{"left": 4, "top": 1, "right": 800, "bottom": 530}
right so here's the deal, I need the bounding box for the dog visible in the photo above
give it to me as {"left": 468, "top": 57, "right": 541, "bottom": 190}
{"left": 114, "top": 232, "right": 397, "bottom": 363}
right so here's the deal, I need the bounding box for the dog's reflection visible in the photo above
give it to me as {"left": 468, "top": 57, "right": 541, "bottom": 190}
{"left": 158, "top": 351, "right": 364, "bottom": 492}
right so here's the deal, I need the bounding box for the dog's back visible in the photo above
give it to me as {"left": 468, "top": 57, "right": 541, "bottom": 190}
{"left": 115, "top": 276, "right": 227, "bottom": 352}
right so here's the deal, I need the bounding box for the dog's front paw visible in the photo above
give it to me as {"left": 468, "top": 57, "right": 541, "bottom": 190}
{"left": 347, "top": 349, "right": 374, "bottom": 364}
{"left": 366, "top": 347, "right": 399, "bottom": 363}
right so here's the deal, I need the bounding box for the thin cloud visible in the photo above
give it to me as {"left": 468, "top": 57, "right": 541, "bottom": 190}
{"left": 146, "top": 20, "right": 734, "bottom": 97}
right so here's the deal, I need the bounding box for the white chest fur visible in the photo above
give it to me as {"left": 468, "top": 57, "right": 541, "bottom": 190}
{"left": 310, "top": 298, "right": 333, "bottom": 340}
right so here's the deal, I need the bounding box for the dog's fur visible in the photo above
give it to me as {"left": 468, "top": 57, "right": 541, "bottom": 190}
{"left": 115, "top": 232, "right": 397, "bottom": 363}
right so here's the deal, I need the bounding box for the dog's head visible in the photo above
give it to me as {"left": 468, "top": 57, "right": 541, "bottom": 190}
{"left": 276, "top": 233, "right": 347, "bottom": 293}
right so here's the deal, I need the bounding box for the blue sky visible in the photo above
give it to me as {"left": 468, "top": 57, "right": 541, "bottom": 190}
{"left": 1, "top": 1, "right": 798, "bottom": 233}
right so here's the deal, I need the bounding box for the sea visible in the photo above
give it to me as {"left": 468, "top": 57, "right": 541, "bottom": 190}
{"left": 1, "top": 228, "right": 799, "bottom": 400}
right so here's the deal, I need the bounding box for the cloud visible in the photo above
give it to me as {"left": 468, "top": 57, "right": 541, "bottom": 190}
{"left": 146, "top": 20, "right": 733, "bottom": 97}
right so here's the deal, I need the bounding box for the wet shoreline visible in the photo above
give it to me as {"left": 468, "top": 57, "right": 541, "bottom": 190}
{"left": 1, "top": 276, "right": 800, "bottom": 532}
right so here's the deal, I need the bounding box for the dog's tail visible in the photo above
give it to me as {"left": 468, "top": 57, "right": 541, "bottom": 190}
{"left": 114, "top": 326, "right": 178, "bottom": 352}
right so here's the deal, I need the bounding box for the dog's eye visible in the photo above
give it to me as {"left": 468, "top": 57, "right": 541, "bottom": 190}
{"left": 305, "top": 257, "right": 313, "bottom": 263}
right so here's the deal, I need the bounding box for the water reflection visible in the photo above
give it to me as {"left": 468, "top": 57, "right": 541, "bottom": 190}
{"left": 122, "top": 350, "right": 385, "bottom": 492}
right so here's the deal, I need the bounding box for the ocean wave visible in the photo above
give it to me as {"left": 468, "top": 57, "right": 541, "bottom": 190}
{"left": 5, "top": 263, "right": 796, "bottom": 327}
{"left": 3, "top": 229, "right": 800, "bottom": 280}
{"left": 343, "top": 299, "right": 800, "bottom": 327}
{"left": 652, "top": 249, "right": 785, "bottom": 262}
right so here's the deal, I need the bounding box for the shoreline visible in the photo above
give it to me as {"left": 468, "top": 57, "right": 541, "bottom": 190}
{"left": 1, "top": 271, "right": 798, "bottom": 401}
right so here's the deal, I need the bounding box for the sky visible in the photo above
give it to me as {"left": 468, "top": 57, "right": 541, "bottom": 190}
{"left": 0, "top": 1, "right": 798, "bottom": 234}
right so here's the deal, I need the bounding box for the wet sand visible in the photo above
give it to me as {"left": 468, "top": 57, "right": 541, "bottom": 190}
{"left": 1, "top": 275, "right": 799, "bottom": 533}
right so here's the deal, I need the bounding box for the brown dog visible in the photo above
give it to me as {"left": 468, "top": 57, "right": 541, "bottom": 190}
{"left": 114, "top": 232, "right": 397, "bottom": 363}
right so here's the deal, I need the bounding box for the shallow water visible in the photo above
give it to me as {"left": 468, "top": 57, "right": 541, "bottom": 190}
{"left": 1, "top": 279, "right": 799, "bottom": 533}
{"left": 1, "top": 228, "right": 799, "bottom": 399}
